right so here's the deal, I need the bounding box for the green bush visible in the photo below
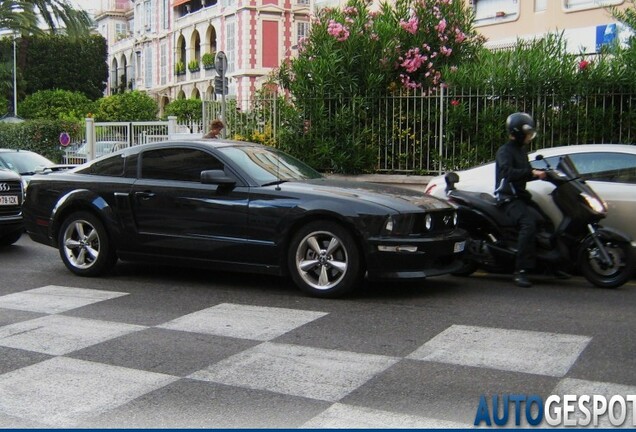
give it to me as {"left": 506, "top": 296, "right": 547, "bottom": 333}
{"left": 18, "top": 89, "right": 95, "bottom": 121}
{"left": 164, "top": 98, "right": 202, "bottom": 123}
{"left": 95, "top": 91, "right": 158, "bottom": 122}
{"left": 0, "top": 119, "right": 83, "bottom": 162}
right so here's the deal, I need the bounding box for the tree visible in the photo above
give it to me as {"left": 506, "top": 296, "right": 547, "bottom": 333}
{"left": 164, "top": 98, "right": 202, "bottom": 123}
{"left": 18, "top": 89, "right": 95, "bottom": 121}
{"left": 95, "top": 91, "right": 158, "bottom": 122}
{"left": 20, "top": 34, "right": 108, "bottom": 100}
{"left": 274, "top": 0, "right": 482, "bottom": 173}
{"left": 278, "top": 0, "right": 482, "bottom": 98}
{"left": 23, "top": 0, "right": 93, "bottom": 37}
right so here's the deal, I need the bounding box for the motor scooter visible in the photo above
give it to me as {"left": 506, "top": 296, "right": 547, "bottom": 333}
{"left": 444, "top": 154, "right": 633, "bottom": 288}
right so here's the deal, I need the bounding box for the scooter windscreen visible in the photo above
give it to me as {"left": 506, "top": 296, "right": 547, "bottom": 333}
{"left": 555, "top": 155, "right": 580, "bottom": 179}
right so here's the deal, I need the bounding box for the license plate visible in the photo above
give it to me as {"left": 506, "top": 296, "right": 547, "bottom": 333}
{"left": 454, "top": 241, "right": 466, "bottom": 253}
{"left": 0, "top": 195, "right": 18, "bottom": 206}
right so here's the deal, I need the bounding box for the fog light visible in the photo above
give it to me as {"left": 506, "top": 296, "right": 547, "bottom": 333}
{"left": 378, "top": 245, "right": 418, "bottom": 253}
{"left": 424, "top": 214, "right": 433, "bottom": 231}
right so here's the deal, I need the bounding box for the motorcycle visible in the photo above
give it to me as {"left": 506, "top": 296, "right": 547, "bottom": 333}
{"left": 444, "top": 154, "right": 633, "bottom": 288}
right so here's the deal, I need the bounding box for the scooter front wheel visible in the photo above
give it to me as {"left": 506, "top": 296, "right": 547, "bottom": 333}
{"left": 579, "top": 238, "right": 633, "bottom": 289}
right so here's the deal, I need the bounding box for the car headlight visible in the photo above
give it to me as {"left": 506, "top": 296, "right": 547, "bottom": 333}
{"left": 383, "top": 216, "right": 394, "bottom": 235}
{"left": 580, "top": 192, "right": 607, "bottom": 214}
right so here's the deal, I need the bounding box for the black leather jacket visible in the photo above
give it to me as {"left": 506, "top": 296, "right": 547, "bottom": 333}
{"left": 494, "top": 140, "right": 534, "bottom": 202}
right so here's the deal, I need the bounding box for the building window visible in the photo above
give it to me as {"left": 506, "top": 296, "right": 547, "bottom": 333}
{"left": 163, "top": 0, "right": 169, "bottom": 30}
{"left": 144, "top": 0, "right": 152, "bottom": 31}
{"left": 160, "top": 44, "right": 167, "bottom": 85}
{"left": 563, "top": 0, "right": 622, "bottom": 10}
{"left": 144, "top": 46, "right": 153, "bottom": 88}
{"left": 226, "top": 21, "right": 235, "bottom": 73}
{"left": 297, "top": 21, "right": 310, "bottom": 44}
{"left": 473, "top": 0, "right": 520, "bottom": 25}
{"left": 535, "top": 0, "right": 547, "bottom": 11}
{"left": 297, "top": 0, "right": 310, "bottom": 5}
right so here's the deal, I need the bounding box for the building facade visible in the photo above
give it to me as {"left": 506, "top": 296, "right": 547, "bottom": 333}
{"left": 473, "top": 0, "right": 631, "bottom": 52}
{"left": 95, "top": 0, "right": 631, "bottom": 108}
{"left": 95, "top": 0, "right": 311, "bottom": 112}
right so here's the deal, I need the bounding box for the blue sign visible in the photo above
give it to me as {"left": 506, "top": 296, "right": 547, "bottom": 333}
{"left": 596, "top": 23, "right": 617, "bottom": 51}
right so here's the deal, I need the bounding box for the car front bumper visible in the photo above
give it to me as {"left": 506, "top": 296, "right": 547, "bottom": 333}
{"left": 365, "top": 229, "right": 467, "bottom": 281}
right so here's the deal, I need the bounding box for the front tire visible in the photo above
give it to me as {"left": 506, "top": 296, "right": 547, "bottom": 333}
{"left": 579, "top": 238, "right": 633, "bottom": 289}
{"left": 288, "top": 221, "right": 362, "bottom": 298}
{"left": 0, "top": 230, "right": 22, "bottom": 247}
{"left": 58, "top": 211, "right": 116, "bottom": 277}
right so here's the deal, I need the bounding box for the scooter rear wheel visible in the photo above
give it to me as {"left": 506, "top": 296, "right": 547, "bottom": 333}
{"left": 579, "top": 238, "right": 633, "bottom": 289}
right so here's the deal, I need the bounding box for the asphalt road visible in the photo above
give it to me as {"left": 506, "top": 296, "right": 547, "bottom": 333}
{"left": 1, "top": 236, "right": 635, "bottom": 428}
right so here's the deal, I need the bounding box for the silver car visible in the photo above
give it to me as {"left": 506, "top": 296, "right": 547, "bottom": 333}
{"left": 425, "top": 144, "right": 636, "bottom": 249}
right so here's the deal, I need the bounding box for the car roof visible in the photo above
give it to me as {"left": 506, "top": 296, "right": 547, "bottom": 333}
{"left": 0, "top": 148, "right": 36, "bottom": 154}
{"left": 530, "top": 144, "right": 636, "bottom": 156}
{"left": 120, "top": 139, "right": 266, "bottom": 156}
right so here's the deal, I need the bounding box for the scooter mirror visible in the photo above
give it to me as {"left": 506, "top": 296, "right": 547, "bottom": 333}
{"left": 445, "top": 172, "right": 460, "bottom": 191}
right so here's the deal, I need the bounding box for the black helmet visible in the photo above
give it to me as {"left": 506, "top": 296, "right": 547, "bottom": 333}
{"left": 506, "top": 112, "right": 536, "bottom": 144}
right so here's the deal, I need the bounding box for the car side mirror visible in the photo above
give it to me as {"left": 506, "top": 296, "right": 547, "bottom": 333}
{"left": 201, "top": 169, "right": 236, "bottom": 186}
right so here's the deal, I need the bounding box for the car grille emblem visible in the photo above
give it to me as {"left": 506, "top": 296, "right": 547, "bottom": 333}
{"left": 0, "top": 183, "right": 10, "bottom": 192}
{"left": 443, "top": 215, "right": 452, "bottom": 225}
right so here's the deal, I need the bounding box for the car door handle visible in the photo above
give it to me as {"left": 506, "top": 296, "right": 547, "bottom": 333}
{"left": 135, "top": 191, "right": 156, "bottom": 200}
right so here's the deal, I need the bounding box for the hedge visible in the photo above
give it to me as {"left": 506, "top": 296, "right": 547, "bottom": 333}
{"left": 0, "top": 120, "right": 83, "bottom": 162}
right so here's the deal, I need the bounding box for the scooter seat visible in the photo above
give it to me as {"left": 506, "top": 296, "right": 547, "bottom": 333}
{"left": 449, "top": 190, "right": 514, "bottom": 227}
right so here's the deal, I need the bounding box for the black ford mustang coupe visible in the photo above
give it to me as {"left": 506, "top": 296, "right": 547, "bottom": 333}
{"left": 23, "top": 140, "right": 466, "bottom": 297}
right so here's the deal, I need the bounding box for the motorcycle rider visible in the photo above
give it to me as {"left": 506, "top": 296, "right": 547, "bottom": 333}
{"left": 494, "top": 112, "right": 546, "bottom": 287}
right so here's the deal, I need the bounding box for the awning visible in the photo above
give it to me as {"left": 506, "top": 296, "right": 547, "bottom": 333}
{"left": 173, "top": 0, "right": 191, "bottom": 7}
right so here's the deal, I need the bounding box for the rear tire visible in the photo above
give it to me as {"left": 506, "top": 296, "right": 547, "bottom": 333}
{"left": 579, "top": 238, "right": 633, "bottom": 289}
{"left": 288, "top": 221, "right": 361, "bottom": 298}
{"left": 58, "top": 211, "right": 117, "bottom": 277}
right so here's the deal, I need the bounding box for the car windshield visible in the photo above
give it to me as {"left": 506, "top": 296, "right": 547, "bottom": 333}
{"left": 0, "top": 151, "right": 54, "bottom": 175}
{"left": 218, "top": 146, "right": 322, "bottom": 185}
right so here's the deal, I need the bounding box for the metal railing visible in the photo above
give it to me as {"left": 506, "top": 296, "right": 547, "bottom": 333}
{"left": 205, "top": 88, "right": 636, "bottom": 174}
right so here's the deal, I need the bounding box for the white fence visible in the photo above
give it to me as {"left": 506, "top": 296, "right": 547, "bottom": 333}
{"left": 63, "top": 117, "right": 203, "bottom": 164}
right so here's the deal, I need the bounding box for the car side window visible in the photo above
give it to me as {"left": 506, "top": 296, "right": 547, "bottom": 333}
{"left": 569, "top": 152, "right": 636, "bottom": 184}
{"left": 140, "top": 148, "right": 224, "bottom": 182}
{"left": 76, "top": 154, "right": 125, "bottom": 177}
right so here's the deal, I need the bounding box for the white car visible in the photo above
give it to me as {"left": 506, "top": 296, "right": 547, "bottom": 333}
{"left": 425, "top": 144, "right": 636, "bottom": 249}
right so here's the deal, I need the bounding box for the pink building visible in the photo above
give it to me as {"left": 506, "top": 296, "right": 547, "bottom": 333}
{"left": 95, "top": 0, "right": 311, "bottom": 112}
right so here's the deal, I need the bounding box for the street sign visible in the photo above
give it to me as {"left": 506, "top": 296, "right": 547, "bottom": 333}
{"left": 215, "top": 51, "right": 227, "bottom": 75}
{"left": 59, "top": 132, "right": 71, "bottom": 147}
{"left": 214, "top": 76, "right": 229, "bottom": 95}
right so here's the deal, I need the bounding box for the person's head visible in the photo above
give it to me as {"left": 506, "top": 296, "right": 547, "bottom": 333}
{"left": 506, "top": 112, "right": 536, "bottom": 146}
{"left": 210, "top": 119, "right": 224, "bottom": 132}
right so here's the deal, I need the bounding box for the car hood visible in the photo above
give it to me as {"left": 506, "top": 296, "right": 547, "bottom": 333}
{"left": 0, "top": 167, "right": 21, "bottom": 181}
{"left": 279, "top": 178, "right": 453, "bottom": 212}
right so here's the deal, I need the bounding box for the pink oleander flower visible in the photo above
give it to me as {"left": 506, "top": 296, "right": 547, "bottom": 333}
{"left": 327, "top": 20, "right": 350, "bottom": 42}
{"left": 400, "top": 16, "right": 419, "bottom": 35}
{"left": 440, "top": 46, "right": 453, "bottom": 56}
{"left": 343, "top": 6, "right": 358, "bottom": 16}
{"left": 435, "top": 19, "right": 447, "bottom": 33}
{"left": 450, "top": 65, "right": 458, "bottom": 73}
{"left": 579, "top": 59, "right": 590, "bottom": 71}
{"left": 451, "top": 99, "right": 460, "bottom": 106}
{"left": 400, "top": 48, "right": 425, "bottom": 73}
{"left": 455, "top": 28, "right": 466, "bottom": 43}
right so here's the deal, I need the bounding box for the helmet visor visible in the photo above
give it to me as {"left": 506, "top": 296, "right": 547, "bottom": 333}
{"left": 522, "top": 124, "right": 537, "bottom": 141}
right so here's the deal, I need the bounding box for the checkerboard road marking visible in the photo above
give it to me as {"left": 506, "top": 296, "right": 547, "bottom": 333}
{"left": 0, "top": 314, "right": 147, "bottom": 355}
{"left": 551, "top": 378, "right": 636, "bottom": 428}
{"left": 189, "top": 342, "right": 399, "bottom": 402}
{"left": 0, "top": 357, "right": 178, "bottom": 427}
{"left": 407, "top": 324, "right": 591, "bottom": 377}
{"left": 301, "top": 403, "right": 472, "bottom": 428}
{"left": 158, "top": 303, "right": 328, "bottom": 341}
{"left": 0, "top": 285, "right": 128, "bottom": 314}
